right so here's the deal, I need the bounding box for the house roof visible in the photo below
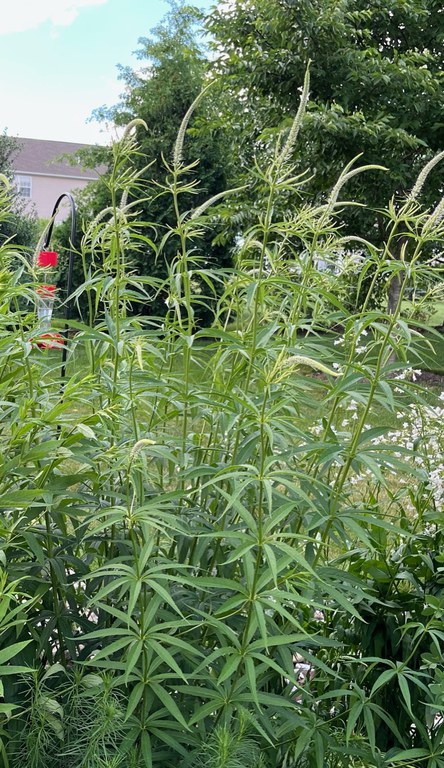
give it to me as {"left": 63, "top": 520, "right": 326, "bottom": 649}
{"left": 11, "top": 137, "right": 102, "bottom": 180}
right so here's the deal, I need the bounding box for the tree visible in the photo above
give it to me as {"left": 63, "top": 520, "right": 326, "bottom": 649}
{"left": 207, "top": 0, "right": 444, "bottom": 305}
{"left": 0, "top": 132, "right": 38, "bottom": 249}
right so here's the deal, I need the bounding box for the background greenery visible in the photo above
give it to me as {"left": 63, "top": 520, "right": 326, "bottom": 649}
{"left": 54, "top": 0, "right": 444, "bottom": 319}
{"left": 0, "top": 133, "right": 38, "bottom": 251}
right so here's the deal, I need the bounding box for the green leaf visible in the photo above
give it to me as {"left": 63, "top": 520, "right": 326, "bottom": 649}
{"left": 125, "top": 681, "right": 145, "bottom": 721}
{"left": 263, "top": 543, "right": 279, "bottom": 585}
{"left": 149, "top": 580, "right": 184, "bottom": 617}
{"left": 314, "top": 730, "right": 325, "bottom": 768}
{"left": 387, "top": 748, "right": 430, "bottom": 763}
{"left": 397, "top": 673, "right": 413, "bottom": 716}
{"left": 188, "top": 699, "right": 225, "bottom": 725}
{"left": 0, "top": 490, "right": 43, "bottom": 509}
{"left": 253, "top": 601, "right": 268, "bottom": 647}
{"left": 0, "top": 640, "right": 31, "bottom": 665}
{"left": 346, "top": 701, "right": 363, "bottom": 743}
{"left": 218, "top": 652, "right": 241, "bottom": 684}
{"left": 251, "top": 652, "right": 298, "bottom": 686}
{"left": 289, "top": 725, "right": 313, "bottom": 763}
{"left": 148, "top": 640, "right": 187, "bottom": 681}
{"left": 244, "top": 655, "right": 260, "bottom": 709}
{"left": 141, "top": 730, "right": 152, "bottom": 768}
{"left": 149, "top": 682, "right": 189, "bottom": 729}
{"left": 87, "top": 636, "right": 134, "bottom": 664}
{"left": 0, "top": 665, "right": 33, "bottom": 675}
{"left": 148, "top": 725, "right": 189, "bottom": 756}
{"left": 363, "top": 704, "right": 376, "bottom": 756}
{"left": 124, "top": 640, "right": 143, "bottom": 683}
{"left": 370, "top": 666, "right": 397, "bottom": 696}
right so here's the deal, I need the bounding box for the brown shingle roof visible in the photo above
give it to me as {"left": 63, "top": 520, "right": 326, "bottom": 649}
{"left": 11, "top": 137, "right": 102, "bottom": 179}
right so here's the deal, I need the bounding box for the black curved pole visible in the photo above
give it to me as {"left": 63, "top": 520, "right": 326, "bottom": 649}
{"left": 43, "top": 193, "right": 76, "bottom": 380}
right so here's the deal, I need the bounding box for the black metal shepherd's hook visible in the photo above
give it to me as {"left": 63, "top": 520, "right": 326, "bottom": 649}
{"left": 42, "top": 192, "right": 77, "bottom": 380}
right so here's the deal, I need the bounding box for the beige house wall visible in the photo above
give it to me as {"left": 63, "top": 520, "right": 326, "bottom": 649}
{"left": 22, "top": 174, "right": 94, "bottom": 221}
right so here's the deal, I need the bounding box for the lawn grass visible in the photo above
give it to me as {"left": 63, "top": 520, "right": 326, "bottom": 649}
{"left": 428, "top": 300, "right": 444, "bottom": 327}
{"left": 402, "top": 299, "right": 444, "bottom": 328}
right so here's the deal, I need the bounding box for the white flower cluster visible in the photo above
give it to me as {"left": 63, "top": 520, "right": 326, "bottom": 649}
{"left": 394, "top": 366, "right": 422, "bottom": 382}
{"left": 333, "top": 327, "right": 368, "bottom": 357}
{"left": 311, "top": 420, "right": 324, "bottom": 436}
{"left": 341, "top": 398, "right": 360, "bottom": 427}
{"left": 306, "top": 391, "right": 444, "bottom": 516}
{"left": 332, "top": 249, "right": 366, "bottom": 276}
{"left": 392, "top": 396, "right": 444, "bottom": 510}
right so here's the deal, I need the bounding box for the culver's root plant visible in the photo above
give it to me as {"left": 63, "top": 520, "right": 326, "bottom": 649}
{"left": 0, "top": 85, "right": 444, "bottom": 768}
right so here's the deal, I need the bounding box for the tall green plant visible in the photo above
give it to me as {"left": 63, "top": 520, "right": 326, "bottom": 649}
{"left": 0, "top": 88, "right": 443, "bottom": 768}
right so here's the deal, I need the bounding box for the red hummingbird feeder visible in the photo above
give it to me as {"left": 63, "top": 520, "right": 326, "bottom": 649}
{"left": 33, "top": 192, "right": 77, "bottom": 376}
{"left": 37, "top": 250, "right": 58, "bottom": 268}
{"left": 35, "top": 251, "right": 64, "bottom": 349}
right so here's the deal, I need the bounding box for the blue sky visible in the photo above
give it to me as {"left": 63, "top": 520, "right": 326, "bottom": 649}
{"left": 1, "top": 0, "right": 209, "bottom": 145}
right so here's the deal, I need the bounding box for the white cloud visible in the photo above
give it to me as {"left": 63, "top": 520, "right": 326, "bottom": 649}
{"left": 0, "top": 0, "right": 109, "bottom": 35}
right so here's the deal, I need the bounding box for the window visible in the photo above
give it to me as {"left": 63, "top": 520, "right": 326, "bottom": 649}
{"left": 15, "top": 174, "right": 32, "bottom": 198}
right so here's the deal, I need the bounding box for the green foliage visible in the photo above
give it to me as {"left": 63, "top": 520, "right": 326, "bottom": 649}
{"left": 0, "top": 132, "right": 38, "bottom": 251}
{"left": 0, "top": 94, "right": 444, "bottom": 768}
{"left": 207, "top": 0, "right": 444, "bottom": 245}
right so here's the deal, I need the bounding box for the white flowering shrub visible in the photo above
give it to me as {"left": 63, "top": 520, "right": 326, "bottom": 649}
{"left": 394, "top": 394, "right": 444, "bottom": 512}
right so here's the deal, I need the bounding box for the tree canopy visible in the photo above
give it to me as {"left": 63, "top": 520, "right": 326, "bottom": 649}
{"left": 207, "top": 0, "right": 444, "bottom": 241}
{"left": 0, "top": 132, "right": 37, "bottom": 249}
{"left": 67, "top": 0, "right": 444, "bottom": 314}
